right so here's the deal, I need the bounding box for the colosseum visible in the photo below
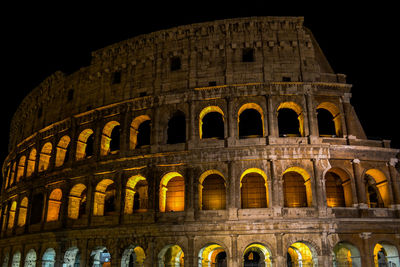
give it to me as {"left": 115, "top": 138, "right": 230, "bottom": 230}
{"left": 0, "top": 16, "right": 399, "bottom": 267}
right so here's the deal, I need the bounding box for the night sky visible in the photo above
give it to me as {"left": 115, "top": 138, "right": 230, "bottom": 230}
{"left": 1, "top": 4, "right": 399, "bottom": 182}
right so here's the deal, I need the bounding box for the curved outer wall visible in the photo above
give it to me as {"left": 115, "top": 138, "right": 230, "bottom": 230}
{"left": 1, "top": 17, "right": 399, "bottom": 266}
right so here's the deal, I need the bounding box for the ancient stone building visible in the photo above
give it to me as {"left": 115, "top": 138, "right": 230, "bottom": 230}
{"left": 0, "top": 16, "right": 399, "bottom": 267}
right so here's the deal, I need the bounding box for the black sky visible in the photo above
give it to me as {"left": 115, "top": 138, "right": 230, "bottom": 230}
{"left": 1, "top": 4, "right": 399, "bottom": 179}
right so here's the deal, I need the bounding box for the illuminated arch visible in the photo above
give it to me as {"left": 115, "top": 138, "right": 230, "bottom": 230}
{"left": 374, "top": 242, "right": 400, "bottom": 267}
{"left": 240, "top": 168, "right": 269, "bottom": 208}
{"left": 101, "top": 121, "right": 121, "bottom": 156}
{"left": 16, "top": 156, "right": 26, "bottom": 182}
{"left": 38, "top": 142, "right": 52, "bottom": 172}
{"left": 17, "top": 197, "right": 28, "bottom": 227}
{"left": 199, "top": 106, "right": 225, "bottom": 139}
{"left": 24, "top": 249, "right": 37, "bottom": 267}
{"left": 243, "top": 243, "right": 272, "bottom": 267}
{"left": 159, "top": 172, "right": 185, "bottom": 212}
{"left": 7, "top": 201, "right": 17, "bottom": 229}
{"left": 9, "top": 162, "right": 16, "bottom": 186}
{"left": 76, "top": 129, "right": 94, "bottom": 160}
{"left": 90, "top": 247, "right": 110, "bottom": 267}
{"left": 317, "top": 102, "right": 342, "bottom": 137}
{"left": 68, "top": 184, "right": 87, "bottom": 219}
{"left": 11, "top": 251, "right": 21, "bottom": 267}
{"left": 365, "top": 169, "right": 390, "bottom": 208}
{"left": 238, "top": 103, "right": 265, "bottom": 138}
{"left": 121, "top": 245, "right": 146, "bottom": 267}
{"left": 277, "top": 101, "right": 304, "bottom": 137}
{"left": 26, "top": 148, "right": 37, "bottom": 177}
{"left": 63, "top": 247, "right": 80, "bottom": 267}
{"left": 283, "top": 167, "right": 312, "bottom": 207}
{"left": 130, "top": 115, "right": 151, "bottom": 149}
{"left": 93, "top": 179, "right": 116, "bottom": 216}
{"left": 46, "top": 189, "right": 62, "bottom": 222}
{"left": 199, "top": 170, "right": 226, "bottom": 210}
{"left": 198, "top": 243, "right": 227, "bottom": 267}
{"left": 333, "top": 242, "right": 361, "bottom": 267}
{"left": 287, "top": 241, "right": 318, "bottom": 267}
{"left": 55, "top": 135, "right": 71, "bottom": 167}
{"left": 158, "top": 245, "right": 184, "bottom": 267}
{"left": 325, "top": 168, "right": 353, "bottom": 207}
{"left": 42, "top": 248, "right": 56, "bottom": 267}
{"left": 124, "top": 175, "right": 148, "bottom": 214}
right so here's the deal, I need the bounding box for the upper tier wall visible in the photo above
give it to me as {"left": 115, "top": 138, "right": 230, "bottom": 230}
{"left": 9, "top": 16, "right": 344, "bottom": 152}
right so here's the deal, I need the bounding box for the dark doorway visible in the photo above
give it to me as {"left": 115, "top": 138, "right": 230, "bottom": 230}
{"left": 239, "top": 109, "right": 263, "bottom": 138}
{"left": 278, "top": 108, "right": 300, "bottom": 136}
{"left": 167, "top": 111, "right": 186, "bottom": 144}
{"left": 202, "top": 112, "right": 224, "bottom": 139}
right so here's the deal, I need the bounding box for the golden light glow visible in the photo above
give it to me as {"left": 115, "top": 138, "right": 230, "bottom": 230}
{"left": 240, "top": 168, "right": 269, "bottom": 208}
{"left": 26, "top": 148, "right": 36, "bottom": 177}
{"left": 55, "top": 135, "right": 71, "bottom": 167}
{"left": 7, "top": 201, "right": 17, "bottom": 229}
{"left": 160, "top": 245, "right": 184, "bottom": 266}
{"left": 16, "top": 156, "right": 26, "bottom": 183}
{"left": 17, "top": 197, "right": 28, "bottom": 227}
{"left": 317, "top": 102, "right": 342, "bottom": 137}
{"left": 46, "top": 189, "right": 62, "bottom": 222}
{"left": 76, "top": 129, "right": 94, "bottom": 160}
{"left": 288, "top": 242, "right": 314, "bottom": 266}
{"left": 199, "top": 170, "right": 226, "bottom": 210}
{"left": 243, "top": 243, "right": 271, "bottom": 266}
{"left": 133, "top": 247, "right": 146, "bottom": 265}
{"left": 283, "top": 167, "right": 312, "bottom": 207}
{"left": 238, "top": 103, "right": 265, "bottom": 136}
{"left": 68, "top": 183, "right": 87, "bottom": 219}
{"left": 199, "top": 244, "right": 225, "bottom": 267}
{"left": 159, "top": 172, "right": 185, "bottom": 212}
{"left": 277, "top": 102, "right": 304, "bottom": 136}
{"left": 93, "top": 179, "right": 114, "bottom": 216}
{"left": 326, "top": 168, "right": 353, "bottom": 207}
{"left": 374, "top": 243, "right": 384, "bottom": 267}
{"left": 125, "top": 175, "right": 147, "bottom": 214}
{"left": 100, "top": 121, "right": 120, "bottom": 156}
{"left": 199, "top": 106, "right": 224, "bottom": 139}
{"left": 130, "top": 115, "right": 151, "bottom": 149}
{"left": 366, "top": 169, "right": 390, "bottom": 207}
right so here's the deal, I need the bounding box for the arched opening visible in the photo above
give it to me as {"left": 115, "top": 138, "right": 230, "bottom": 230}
{"left": 238, "top": 104, "right": 264, "bottom": 138}
{"left": 46, "top": 189, "right": 62, "bottom": 222}
{"left": 130, "top": 115, "right": 151, "bottom": 149}
{"left": 332, "top": 242, "right": 361, "bottom": 267}
{"left": 287, "top": 242, "right": 318, "bottom": 267}
{"left": 167, "top": 111, "right": 186, "bottom": 144}
{"left": 317, "top": 102, "right": 342, "bottom": 137}
{"left": 2, "top": 251, "right": 9, "bottom": 267}
{"left": 63, "top": 247, "right": 80, "bottom": 267}
{"left": 365, "top": 169, "right": 390, "bottom": 208}
{"left": 283, "top": 168, "right": 312, "bottom": 208}
{"left": 243, "top": 243, "right": 272, "bottom": 267}
{"left": 9, "top": 162, "right": 16, "bottom": 186}
{"left": 158, "top": 245, "right": 184, "bottom": 267}
{"left": 277, "top": 102, "right": 304, "bottom": 137}
{"left": 7, "top": 201, "right": 17, "bottom": 230}
{"left": 17, "top": 197, "right": 28, "bottom": 227}
{"left": 55, "top": 135, "right": 71, "bottom": 167}
{"left": 1, "top": 206, "right": 8, "bottom": 231}
{"left": 42, "top": 248, "right": 56, "bottom": 267}
{"left": 125, "top": 175, "right": 148, "bottom": 214}
{"left": 199, "top": 106, "right": 224, "bottom": 139}
{"left": 374, "top": 242, "right": 400, "bottom": 267}
{"left": 121, "top": 245, "right": 146, "bottom": 267}
{"left": 198, "top": 243, "right": 227, "bottom": 267}
{"left": 101, "top": 121, "right": 121, "bottom": 156}
{"left": 26, "top": 148, "right": 37, "bottom": 177}
{"left": 11, "top": 251, "right": 21, "bottom": 267}
{"left": 93, "top": 179, "right": 116, "bottom": 216}
{"left": 199, "top": 171, "right": 226, "bottom": 210}
{"left": 68, "top": 184, "right": 87, "bottom": 219}
{"left": 24, "top": 249, "right": 37, "bottom": 267}
{"left": 159, "top": 172, "right": 185, "bottom": 212}
{"left": 90, "top": 247, "right": 111, "bottom": 267}
{"left": 76, "top": 129, "right": 94, "bottom": 160}
{"left": 240, "top": 169, "right": 268, "bottom": 209}
{"left": 325, "top": 168, "right": 353, "bottom": 207}
{"left": 16, "top": 156, "right": 26, "bottom": 182}
{"left": 38, "top": 142, "right": 52, "bottom": 172}
{"left": 30, "top": 193, "right": 44, "bottom": 225}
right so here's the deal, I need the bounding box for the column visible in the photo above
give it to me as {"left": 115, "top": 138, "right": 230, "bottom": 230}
{"left": 185, "top": 168, "right": 195, "bottom": 221}
{"left": 267, "top": 96, "right": 279, "bottom": 140}
{"left": 274, "top": 233, "right": 285, "bottom": 266}
{"left": 352, "top": 159, "right": 367, "bottom": 208}
{"left": 360, "top": 232, "right": 373, "bottom": 266}
{"left": 228, "top": 161, "right": 238, "bottom": 220}
{"left": 388, "top": 158, "right": 400, "bottom": 208}
{"left": 305, "top": 92, "right": 319, "bottom": 141}
{"left": 226, "top": 96, "right": 235, "bottom": 146}
{"left": 312, "top": 159, "right": 327, "bottom": 214}
{"left": 229, "top": 234, "right": 239, "bottom": 267}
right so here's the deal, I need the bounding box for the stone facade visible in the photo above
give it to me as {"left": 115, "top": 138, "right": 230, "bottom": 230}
{"left": 0, "top": 17, "right": 399, "bottom": 266}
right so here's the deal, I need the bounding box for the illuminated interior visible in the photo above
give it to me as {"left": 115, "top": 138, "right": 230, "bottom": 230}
{"left": 76, "top": 129, "right": 94, "bottom": 160}
{"left": 24, "top": 249, "right": 37, "bottom": 267}
{"left": 238, "top": 103, "right": 265, "bottom": 138}
{"left": 198, "top": 243, "right": 226, "bottom": 267}
{"left": 283, "top": 167, "right": 312, "bottom": 207}
{"left": 199, "top": 170, "right": 226, "bottom": 210}
{"left": 42, "top": 248, "right": 56, "bottom": 267}
{"left": 333, "top": 242, "right": 361, "bottom": 267}
{"left": 100, "top": 121, "right": 120, "bottom": 156}
{"left": 55, "top": 135, "right": 71, "bottom": 167}
{"left": 240, "top": 168, "right": 268, "bottom": 208}
{"left": 46, "top": 189, "right": 62, "bottom": 222}
{"left": 63, "top": 247, "right": 80, "bottom": 267}
{"left": 90, "top": 247, "right": 109, "bottom": 267}
{"left": 374, "top": 242, "right": 400, "bottom": 267}
{"left": 16, "top": 156, "right": 26, "bottom": 183}
{"left": 130, "top": 115, "right": 151, "bottom": 149}
{"left": 158, "top": 245, "right": 184, "bottom": 266}
{"left": 121, "top": 245, "right": 146, "bottom": 267}
{"left": 26, "top": 148, "right": 37, "bottom": 177}
{"left": 7, "top": 201, "right": 17, "bottom": 230}
{"left": 277, "top": 102, "right": 304, "bottom": 137}
{"left": 325, "top": 168, "right": 353, "bottom": 207}
{"left": 199, "top": 106, "right": 224, "bottom": 139}
{"left": 38, "top": 142, "right": 52, "bottom": 172}
{"left": 9, "top": 162, "right": 16, "bottom": 186}
{"left": 17, "top": 197, "right": 28, "bottom": 227}
{"left": 68, "top": 183, "right": 87, "bottom": 219}
{"left": 124, "top": 175, "right": 148, "bottom": 214}
{"left": 317, "top": 102, "right": 342, "bottom": 137}
{"left": 243, "top": 243, "right": 272, "bottom": 267}
{"left": 287, "top": 242, "right": 315, "bottom": 267}
{"left": 365, "top": 169, "right": 390, "bottom": 208}
{"left": 93, "top": 179, "right": 116, "bottom": 216}
{"left": 11, "top": 251, "right": 21, "bottom": 267}
{"left": 159, "top": 172, "right": 185, "bottom": 212}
